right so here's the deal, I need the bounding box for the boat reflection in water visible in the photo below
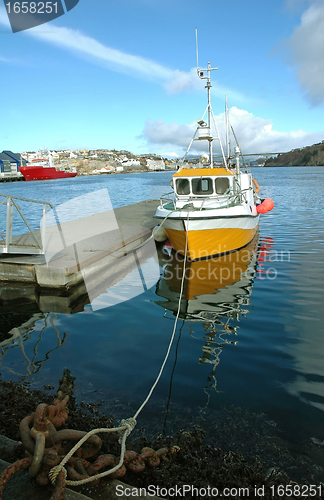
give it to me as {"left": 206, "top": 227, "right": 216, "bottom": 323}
{"left": 155, "top": 234, "right": 273, "bottom": 393}
{"left": 0, "top": 312, "right": 66, "bottom": 377}
{"left": 0, "top": 223, "right": 159, "bottom": 377}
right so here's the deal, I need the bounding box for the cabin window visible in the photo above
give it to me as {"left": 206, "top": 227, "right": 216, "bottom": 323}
{"left": 192, "top": 177, "right": 213, "bottom": 195}
{"left": 215, "top": 177, "right": 230, "bottom": 194}
{"left": 176, "top": 178, "right": 190, "bottom": 195}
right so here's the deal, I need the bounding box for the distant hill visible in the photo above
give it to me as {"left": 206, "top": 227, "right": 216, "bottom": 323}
{"left": 265, "top": 141, "right": 324, "bottom": 167}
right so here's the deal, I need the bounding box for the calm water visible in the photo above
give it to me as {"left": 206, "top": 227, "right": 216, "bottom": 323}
{"left": 1, "top": 168, "right": 324, "bottom": 479}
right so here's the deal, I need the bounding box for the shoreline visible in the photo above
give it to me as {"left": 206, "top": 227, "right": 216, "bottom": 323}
{"left": 2, "top": 164, "right": 324, "bottom": 183}
{"left": 1, "top": 376, "right": 323, "bottom": 500}
{"left": 0, "top": 377, "right": 294, "bottom": 499}
{"left": 0, "top": 168, "right": 175, "bottom": 183}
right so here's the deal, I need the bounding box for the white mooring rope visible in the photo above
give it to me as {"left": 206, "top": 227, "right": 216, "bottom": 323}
{"left": 49, "top": 212, "right": 190, "bottom": 486}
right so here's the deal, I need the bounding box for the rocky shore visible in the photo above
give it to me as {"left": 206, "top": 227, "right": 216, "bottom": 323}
{"left": 265, "top": 141, "right": 324, "bottom": 167}
{"left": 49, "top": 149, "right": 176, "bottom": 176}
{"left": 1, "top": 376, "right": 324, "bottom": 499}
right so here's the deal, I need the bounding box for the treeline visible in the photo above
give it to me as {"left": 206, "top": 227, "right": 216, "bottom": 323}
{"left": 265, "top": 141, "right": 324, "bottom": 166}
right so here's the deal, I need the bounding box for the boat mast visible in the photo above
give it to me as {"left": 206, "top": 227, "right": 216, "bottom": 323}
{"left": 225, "top": 95, "right": 230, "bottom": 163}
{"left": 206, "top": 62, "right": 213, "bottom": 166}
{"left": 196, "top": 29, "right": 219, "bottom": 168}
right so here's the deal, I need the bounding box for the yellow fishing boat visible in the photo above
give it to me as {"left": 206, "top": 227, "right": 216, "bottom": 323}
{"left": 154, "top": 40, "right": 273, "bottom": 261}
{"left": 155, "top": 164, "right": 260, "bottom": 261}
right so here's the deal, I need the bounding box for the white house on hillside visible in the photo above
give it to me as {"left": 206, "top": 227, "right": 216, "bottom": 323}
{"left": 146, "top": 158, "right": 165, "bottom": 170}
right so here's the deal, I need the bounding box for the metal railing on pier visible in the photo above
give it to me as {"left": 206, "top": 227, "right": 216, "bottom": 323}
{"left": 0, "top": 193, "right": 53, "bottom": 255}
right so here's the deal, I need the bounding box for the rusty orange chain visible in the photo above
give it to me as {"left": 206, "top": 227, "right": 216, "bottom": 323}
{"left": 0, "top": 370, "right": 179, "bottom": 497}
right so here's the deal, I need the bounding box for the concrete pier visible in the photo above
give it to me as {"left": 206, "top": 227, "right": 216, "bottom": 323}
{"left": 0, "top": 200, "right": 160, "bottom": 313}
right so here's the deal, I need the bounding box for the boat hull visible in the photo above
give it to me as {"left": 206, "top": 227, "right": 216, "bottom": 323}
{"left": 156, "top": 215, "right": 259, "bottom": 260}
{"left": 19, "top": 166, "right": 77, "bottom": 181}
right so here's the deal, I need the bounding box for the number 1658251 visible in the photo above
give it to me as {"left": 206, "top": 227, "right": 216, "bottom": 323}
{"left": 5, "top": 2, "right": 58, "bottom": 14}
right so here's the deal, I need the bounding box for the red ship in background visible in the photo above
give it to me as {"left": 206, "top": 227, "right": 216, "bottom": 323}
{"left": 19, "top": 155, "right": 77, "bottom": 181}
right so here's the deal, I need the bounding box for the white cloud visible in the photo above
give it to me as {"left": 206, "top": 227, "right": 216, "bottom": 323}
{"left": 161, "top": 151, "right": 181, "bottom": 158}
{"left": 32, "top": 25, "right": 173, "bottom": 82}
{"left": 142, "top": 106, "right": 324, "bottom": 156}
{"left": 164, "top": 68, "right": 200, "bottom": 94}
{"left": 164, "top": 67, "right": 246, "bottom": 102}
{"left": 142, "top": 118, "right": 196, "bottom": 149}
{"left": 285, "top": 0, "right": 324, "bottom": 105}
{"left": 29, "top": 25, "right": 244, "bottom": 100}
{"left": 0, "top": 7, "right": 245, "bottom": 101}
{"left": 0, "top": 7, "right": 172, "bottom": 81}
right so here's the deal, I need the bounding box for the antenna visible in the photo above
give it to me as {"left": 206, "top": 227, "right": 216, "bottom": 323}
{"left": 225, "top": 95, "right": 230, "bottom": 160}
{"left": 195, "top": 28, "right": 199, "bottom": 71}
{"left": 195, "top": 29, "right": 219, "bottom": 80}
{"left": 195, "top": 28, "right": 206, "bottom": 79}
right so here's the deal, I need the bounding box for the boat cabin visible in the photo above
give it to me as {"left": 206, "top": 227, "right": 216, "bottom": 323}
{"left": 173, "top": 168, "right": 235, "bottom": 199}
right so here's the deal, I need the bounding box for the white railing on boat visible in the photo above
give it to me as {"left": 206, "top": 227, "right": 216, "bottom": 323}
{"left": 0, "top": 193, "right": 53, "bottom": 255}
{"left": 160, "top": 192, "right": 176, "bottom": 209}
{"left": 160, "top": 187, "right": 252, "bottom": 212}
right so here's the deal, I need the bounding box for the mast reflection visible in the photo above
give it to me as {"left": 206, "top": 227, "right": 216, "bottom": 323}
{"left": 0, "top": 312, "right": 66, "bottom": 377}
{"left": 155, "top": 235, "right": 273, "bottom": 394}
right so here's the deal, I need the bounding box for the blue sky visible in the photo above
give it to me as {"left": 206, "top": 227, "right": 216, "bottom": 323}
{"left": 0, "top": 0, "right": 324, "bottom": 157}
